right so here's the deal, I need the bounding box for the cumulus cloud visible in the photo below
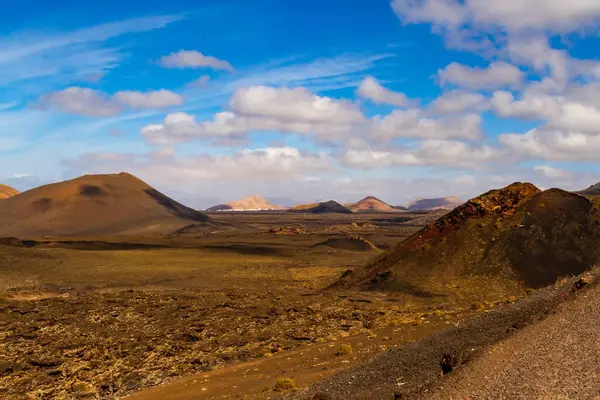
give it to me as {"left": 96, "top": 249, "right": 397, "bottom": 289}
{"left": 391, "top": 0, "right": 600, "bottom": 33}
{"left": 113, "top": 89, "right": 183, "bottom": 109}
{"left": 491, "top": 90, "right": 600, "bottom": 135}
{"left": 141, "top": 86, "right": 366, "bottom": 145}
{"left": 342, "top": 139, "right": 504, "bottom": 169}
{"left": 368, "top": 109, "right": 482, "bottom": 141}
{"left": 430, "top": 90, "right": 488, "bottom": 114}
{"left": 159, "top": 50, "right": 234, "bottom": 72}
{"left": 39, "top": 87, "right": 122, "bottom": 117}
{"left": 38, "top": 87, "right": 184, "bottom": 116}
{"left": 549, "top": 103, "right": 600, "bottom": 134}
{"left": 229, "top": 85, "right": 364, "bottom": 124}
{"left": 506, "top": 36, "right": 586, "bottom": 87}
{"left": 499, "top": 128, "right": 600, "bottom": 162}
{"left": 438, "top": 62, "right": 523, "bottom": 90}
{"left": 356, "top": 76, "right": 411, "bottom": 107}
{"left": 490, "top": 91, "right": 560, "bottom": 120}
{"left": 141, "top": 112, "right": 245, "bottom": 145}
{"left": 534, "top": 165, "right": 571, "bottom": 179}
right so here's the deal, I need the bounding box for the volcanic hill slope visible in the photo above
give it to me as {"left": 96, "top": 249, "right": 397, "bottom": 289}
{"left": 576, "top": 181, "right": 600, "bottom": 195}
{"left": 289, "top": 200, "right": 352, "bottom": 214}
{"left": 206, "top": 195, "right": 283, "bottom": 211}
{"left": 406, "top": 196, "right": 464, "bottom": 211}
{"left": 346, "top": 196, "right": 400, "bottom": 213}
{"left": 335, "top": 182, "right": 600, "bottom": 302}
{"left": 0, "top": 173, "right": 213, "bottom": 237}
{"left": 0, "top": 184, "right": 19, "bottom": 200}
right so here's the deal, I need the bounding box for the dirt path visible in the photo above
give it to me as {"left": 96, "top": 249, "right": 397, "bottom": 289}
{"left": 126, "top": 316, "right": 459, "bottom": 400}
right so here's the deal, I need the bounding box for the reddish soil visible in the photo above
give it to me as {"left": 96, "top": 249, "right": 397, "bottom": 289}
{"left": 126, "top": 314, "right": 468, "bottom": 400}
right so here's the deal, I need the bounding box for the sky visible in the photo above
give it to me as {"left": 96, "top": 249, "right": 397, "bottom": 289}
{"left": 3, "top": 0, "right": 600, "bottom": 208}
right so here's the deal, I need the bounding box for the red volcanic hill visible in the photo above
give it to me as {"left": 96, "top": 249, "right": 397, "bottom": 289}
{"left": 334, "top": 182, "right": 600, "bottom": 301}
{"left": 0, "top": 184, "right": 19, "bottom": 200}
{"left": 346, "top": 196, "right": 401, "bottom": 213}
{"left": 0, "top": 173, "right": 211, "bottom": 237}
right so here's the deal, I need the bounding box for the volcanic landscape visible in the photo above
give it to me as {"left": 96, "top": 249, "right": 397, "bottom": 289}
{"left": 2, "top": 173, "right": 600, "bottom": 400}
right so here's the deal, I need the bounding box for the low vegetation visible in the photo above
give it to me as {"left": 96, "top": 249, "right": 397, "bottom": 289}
{"left": 274, "top": 378, "right": 299, "bottom": 392}
{"left": 336, "top": 344, "right": 353, "bottom": 356}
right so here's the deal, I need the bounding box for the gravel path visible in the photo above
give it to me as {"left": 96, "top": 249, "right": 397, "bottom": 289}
{"left": 286, "top": 274, "right": 597, "bottom": 400}
{"left": 429, "top": 277, "right": 600, "bottom": 399}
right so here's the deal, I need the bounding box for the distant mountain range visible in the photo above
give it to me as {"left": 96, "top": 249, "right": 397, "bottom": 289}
{"left": 205, "top": 194, "right": 466, "bottom": 213}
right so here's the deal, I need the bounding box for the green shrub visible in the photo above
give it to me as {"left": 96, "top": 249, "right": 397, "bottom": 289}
{"left": 274, "top": 378, "right": 299, "bottom": 392}
{"left": 336, "top": 344, "right": 352, "bottom": 356}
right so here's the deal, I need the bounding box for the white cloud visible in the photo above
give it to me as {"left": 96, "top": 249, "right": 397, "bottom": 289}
{"left": 507, "top": 36, "right": 572, "bottom": 87}
{"left": 142, "top": 108, "right": 359, "bottom": 145}
{"left": 114, "top": 89, "right": 183, "bottom": 109}
{"left": 549, "top": 103, "right": 600, "bottom": 134}
{"left": 391, "top": 0, "right": 600, "bottom": 32}
{"left": 343, "top": 139, "right": 503, "bottom": 169}
{"left": 141, "top": 85, "right": 367, "bottom": 145}
{"left": 491, "top": 90, "right": 600, "bottom": 134}
{"left": 499, "top": 128, "right": 600, "bottom": 162}
{"left": 430, "top": 90, "right": 488, "bottom": 113}
{"left": 39, "top": 87, "right": 185, "bottom": 116}
{"left": 187, "top": 75, "right": 211, "bottom": 88}
{"left": 438, "top": 62, "right": 523, "bottom": 90}
{"left": 356, "top": 76, "right": 411, "bottom": 107}
{"left": 368, "top": 109, "right": 482, "bottom": 141}
{"left": 39, "top": 87, "right": 122, "bottom": 117}
{"left": 392, "top": 0, "right": 467, "bottom": 28}
{"left": 534, "top": 165, "right": 571, "bottom": 179}
{"left": 141, "top": 112, "right": 245, "bottom": 145}
{"left": 490, "top": 90, "right": 560, "bottom": 120}
{"left": 229, "top": 85, "right": 364, "bottom": 124}
{"left": 160, "top": 50, "right": 234, "bottom": 72}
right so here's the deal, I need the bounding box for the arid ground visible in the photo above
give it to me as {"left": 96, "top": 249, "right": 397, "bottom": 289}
{"left": 1, "top": 210, "right": 484, "bottom": 400}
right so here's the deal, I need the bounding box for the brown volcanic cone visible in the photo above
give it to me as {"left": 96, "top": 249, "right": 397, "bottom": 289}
{"left": 346, "top": 196, "right": 400, "bottom": 213}
{"left": 334, "top": 182, "right": 600, "bottom": 301}
{"left": 0, "top": 184, "right": 19, "bottom": 200}
{"left": 0, "top": 173, "right": 210, "bottom": 237}
{"left": 289, "top": 200, "right": 352, "bottom": 214}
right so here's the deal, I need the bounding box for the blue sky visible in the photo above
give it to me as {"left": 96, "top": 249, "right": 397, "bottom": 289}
{"left": 3, "top": 1, "right": 600, "bottom": 208}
